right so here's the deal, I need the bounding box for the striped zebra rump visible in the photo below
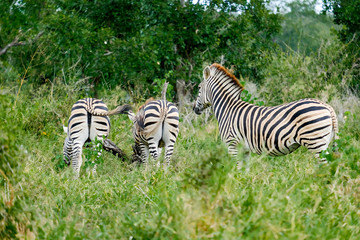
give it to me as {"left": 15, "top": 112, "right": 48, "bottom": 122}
{"left": 63, "top": 98, "right": 112, "bottom": 176}
{"left": 193, "top": 63, "right": 338, "bottom": 161}
{"left": 128, "top": 99, "right": 179, "bottom": 165}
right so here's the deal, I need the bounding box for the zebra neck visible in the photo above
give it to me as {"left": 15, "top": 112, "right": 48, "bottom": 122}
{"left": 210, "top": 82, "right": 242, "bottom": 119}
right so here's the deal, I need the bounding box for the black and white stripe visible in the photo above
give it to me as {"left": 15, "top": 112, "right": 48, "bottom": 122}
{"left": 193, "top": 63, "right": 338, "bottom": 161}
{"left": 63, "top": 98, "right": 130, "bottom": 176}
{"left": 128, "top": 99, "right": 179, "bottom": 166}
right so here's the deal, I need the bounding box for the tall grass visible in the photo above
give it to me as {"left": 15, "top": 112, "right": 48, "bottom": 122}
{"left": 1, "top": 40, "right": 360, "bottom": 239}
{"left": 1, "top": 85, "right": 359, "bottom": 239}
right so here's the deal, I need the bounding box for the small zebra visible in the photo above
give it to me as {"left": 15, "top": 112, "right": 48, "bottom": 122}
{"left": 63, "top": 98, "right": 130, "bottom": 176}
{"left": 128, "top": 83, "right": 180, "bottom": 166}
{"left": 193, "top": 63, "right": 338, "bottom": 163}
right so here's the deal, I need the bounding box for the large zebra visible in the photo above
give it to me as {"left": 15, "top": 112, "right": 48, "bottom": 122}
{"left": 63, "top": 98, "right": 130, "bottom": 176}
{"left": 127, "top": 83, "right": 179, "bottom": 166}
{"left": 193, "top": 63, "right": 338, "bottom": 163}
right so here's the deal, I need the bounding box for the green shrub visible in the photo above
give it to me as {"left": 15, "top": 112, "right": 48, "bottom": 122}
{"left": 260, "top": 40, "right": 357, "bottom": 105}
{"left": 0, "top": 94, "right": 33, "bottom": 239}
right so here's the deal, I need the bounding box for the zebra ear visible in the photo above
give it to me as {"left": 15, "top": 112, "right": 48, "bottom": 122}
{"left": 203, "top": 66, "right": 211, "bottom": 80}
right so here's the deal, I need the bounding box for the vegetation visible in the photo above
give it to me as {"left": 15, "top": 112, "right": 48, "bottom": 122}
{"left": 275, "top": 0, "right": 336, "bottom": 55}
{"left": 324, "top": 0, "right": 360, "bottom": 45}
{"left": 323, "top": 0, "right": 360, "bottom": 93}
{"left": 1, "top": 0, "right": 360, "bottom": 239}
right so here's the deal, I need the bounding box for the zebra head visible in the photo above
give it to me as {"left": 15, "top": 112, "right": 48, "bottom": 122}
{"left": 193, "top": 66, "right": 212, "bottom": 115}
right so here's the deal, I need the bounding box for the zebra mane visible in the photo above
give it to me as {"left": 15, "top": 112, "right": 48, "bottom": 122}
{"left": 210, "top": 63, "right": 244, "bottom": 91}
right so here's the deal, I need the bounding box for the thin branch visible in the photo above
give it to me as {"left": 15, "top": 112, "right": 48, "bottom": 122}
{"left": 0, "top": 36, "right": 25, "bottom": 56}
{"left": 0, "top": 31, "right": 44, "bottom": 56}
{"left": 102, "top": 139, "right": 128, "bottom": 160}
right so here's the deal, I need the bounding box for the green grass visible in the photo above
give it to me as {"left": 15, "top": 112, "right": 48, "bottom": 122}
{"left": 2, "top": 87, "right": 360, "bottom": 239}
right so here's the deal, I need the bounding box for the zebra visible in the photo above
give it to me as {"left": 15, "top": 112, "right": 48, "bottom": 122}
{"left": 193, "top": 63, "right": 338, "bottom": 164}
{"left": 127, "top": 83, "right": 180, "bottom": 166}
{"left": 63, "top": 98, "right": 130, "bottom": 176}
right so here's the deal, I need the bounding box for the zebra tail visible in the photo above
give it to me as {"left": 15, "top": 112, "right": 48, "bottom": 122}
{"left": 86, "top": 104, "right": 132, "bottom": 116}
{"left": 144, "top": 106, "right": 167, "bottom": 137}
{"left": 161, "top": 81, "right": 168, "bottom": 101}
{"left": 328, "top": 105, "right": 339, "bottom": 140}
{"left": 107, "top": 104, "right": 132, "bottom": 116}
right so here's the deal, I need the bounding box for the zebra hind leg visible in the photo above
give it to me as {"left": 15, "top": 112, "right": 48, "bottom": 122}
{"left": 164, "top": 143, "right": 175, "bottom": 167}
{"left": 139, "top": 144, "right": 150, "bottom": 167}
{"left": 72, "top": 150, "right": 83, "bottom": 178}
{"left": 156, "top": 148, "right": 163, "bottom": 168}
{"left": 148, "top": 141, "right": 160, "bottom": 164}
{"left": 304, "top": 139, "right": 331, "bottom": 164}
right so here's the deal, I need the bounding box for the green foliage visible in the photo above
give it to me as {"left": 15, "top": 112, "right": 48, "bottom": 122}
{"left": 276, "top": 0, "right": 336, "bottom": 55}
{"left": 259, "top": 39, "right": 357, "bottom": 105}
{"left": 0, "top": 94, "right": 32, "bottom": 239}
{"left": 240, "top": 81, "right": 264, "bottom": 106}
{"left": 51, "top": 154, "right": 67, "bottom": 172}
{"left": 323, "top": 0, "right": 360, "bottom": 94}
{"left": 83, "top": 137, "right": 105, "bottom": 170}
{"left": 0, "top": 0, "right": 282, "bottom": 97}
{"left": 151, "top": 70, "right": 175, "bottom": 100}
{"left": 1, "top": 73, "right": 360, "bottom": 238}
{"left": 182, "top": 140, "right": 232, "bottom": 191}
{"left": 319, "top": 111, "right": 358, "bottom": 162}
{"left": 324, "top": 0, "right": 360, "bottom": 45}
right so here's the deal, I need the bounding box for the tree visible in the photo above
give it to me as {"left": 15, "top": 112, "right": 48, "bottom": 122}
{"left": 323, "top": 0, "right": 360, "bottom": 94}
{"left": 275, "top": 0, "right": 335, "bottom": 55}
{"left": 1, "top": 0, "right": 282, "bottom": 100}
{"left": 324, "top": 0, "right": 360, "bottom": 45}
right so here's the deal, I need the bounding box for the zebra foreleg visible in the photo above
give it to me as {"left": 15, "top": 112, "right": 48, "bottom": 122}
{"left": 241, "top": 148, "right": 250, "bottom": 171}
{"left": 227, "top": 142, "right": 250, "bottom": 170}
{"left": 227, "top": 142, "right": 241, "bottom": 170}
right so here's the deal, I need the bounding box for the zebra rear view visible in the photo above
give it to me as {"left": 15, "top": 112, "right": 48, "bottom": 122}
{"left": 128, "top": 83, "right": 179, "bottom": 166}
{"left": 63, "top": 98, "right": 130, "bottom": 176}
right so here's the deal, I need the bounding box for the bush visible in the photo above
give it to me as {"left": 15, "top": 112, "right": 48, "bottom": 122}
{"left": 0, "top": 94, "right": 33, "bottom": 239}
{"left": 259, "top": 40, "right": 358, "bottom": 105}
